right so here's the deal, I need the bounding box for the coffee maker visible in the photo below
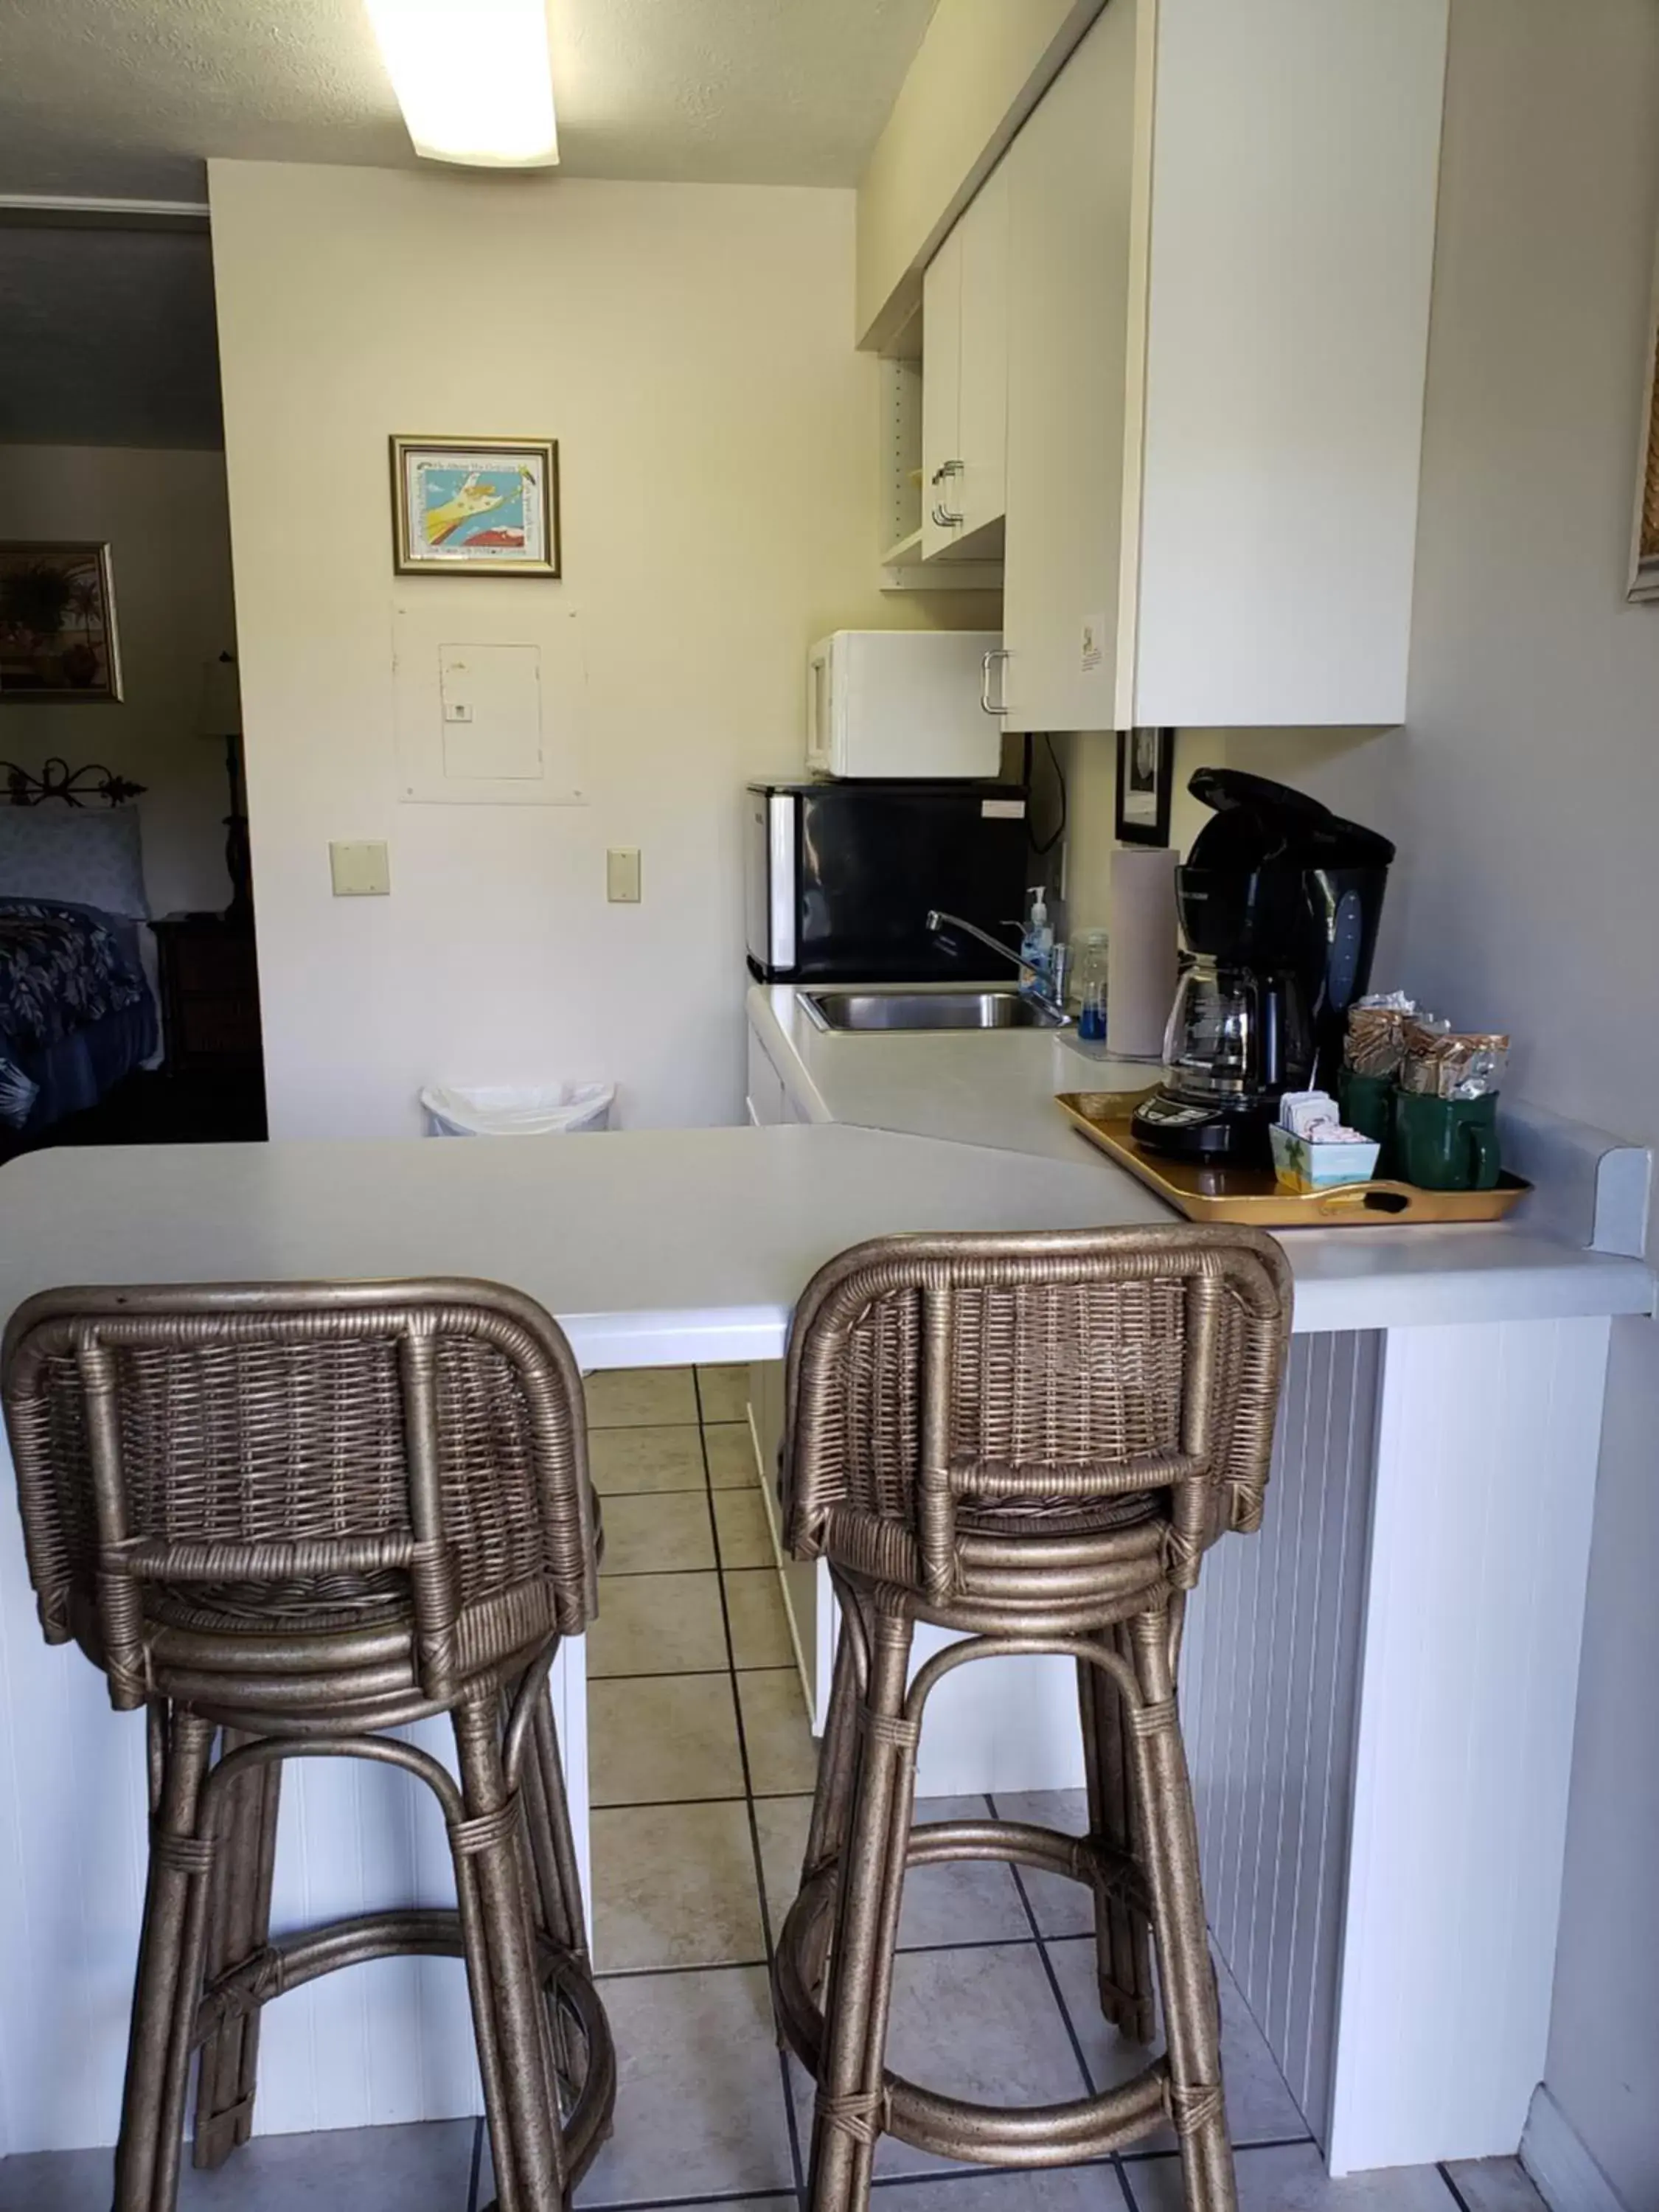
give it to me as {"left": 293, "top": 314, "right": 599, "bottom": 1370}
{"left": 1130, "top": 769, "right": 1394, "bottom": 1164}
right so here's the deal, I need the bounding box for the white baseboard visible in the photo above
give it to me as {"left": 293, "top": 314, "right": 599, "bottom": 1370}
{"left": 1521, "top": 2085, "right": 1631, "bottom": 2212}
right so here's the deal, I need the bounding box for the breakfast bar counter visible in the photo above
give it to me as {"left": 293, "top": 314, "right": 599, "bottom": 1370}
{"left": 0, "top": 1121, "right": 1649, "bottom": 2176}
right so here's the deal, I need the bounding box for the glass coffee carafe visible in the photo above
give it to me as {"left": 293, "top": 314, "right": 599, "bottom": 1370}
{"left": 1130, "top": 956, "right": 1315, "bottom": 1161}
{"left": 1161, "top": 957, "right": 1312, "bottom": 1107}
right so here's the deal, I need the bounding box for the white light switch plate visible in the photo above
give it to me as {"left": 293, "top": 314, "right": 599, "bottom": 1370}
{"left": 330, "top": 841, "right": 390, "bottom": 897}
{"left": 606, "top": 847, "right": 641, "bottom": 903}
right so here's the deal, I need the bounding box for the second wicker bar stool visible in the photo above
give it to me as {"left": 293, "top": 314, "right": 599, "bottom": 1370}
{"left": 771, "top": 1225, "right": 1293, "bottom": 2212}
{"left": 1, "top": 1277, "right": 615, "bottom": 2212}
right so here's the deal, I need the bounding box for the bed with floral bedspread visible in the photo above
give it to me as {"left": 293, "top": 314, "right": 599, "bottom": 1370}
{"left": 0, "top": 896, "right": 158, "bottom": 1131}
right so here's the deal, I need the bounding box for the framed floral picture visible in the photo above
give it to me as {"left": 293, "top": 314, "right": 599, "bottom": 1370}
{"left": 390, "top": 436, "right": 560, "bottom": 577}
{"left": 0, "top": 542, "right": 122, "bottom": 702}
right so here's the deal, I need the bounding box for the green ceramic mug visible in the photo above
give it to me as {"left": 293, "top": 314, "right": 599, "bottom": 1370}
{"left": 1337, "top": 1068, "right": 1396, "bottom": 1170}
{"left": 1393, "top": 1089, "right": 1501, "bottom": 1192}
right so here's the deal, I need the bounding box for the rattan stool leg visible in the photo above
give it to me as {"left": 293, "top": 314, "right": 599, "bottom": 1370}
{"left": 521, "top": 1680, "right": 585, "bottom": 1963}
{"left": 192, "top": 1734, "right": 282, "bottom": 2168}
{"left": 515, "top": 1674, "right": 592, "bottom": 2108}
{"left": 1125, "top": 1609, "right": 1236, "bottom": 2212}
{"left": 115, "top": 1708, "right": 217, "bottom": 2212}
{"left": 795, "top": 1618, "right": 862, "bottom": 2003}
{"left": 807, "top": 1605, "right": 917, "bottom": 2212}
{"left": 1078, "top": 1627, "right": 1157, "bottom": 2044}
{"left": 451, "top": 1694, "right": 570, "bottom": 2212}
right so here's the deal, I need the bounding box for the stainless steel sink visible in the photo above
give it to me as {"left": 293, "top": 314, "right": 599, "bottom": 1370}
{"left": 799, "top": 987, "right": 1069, "bottom": 1033}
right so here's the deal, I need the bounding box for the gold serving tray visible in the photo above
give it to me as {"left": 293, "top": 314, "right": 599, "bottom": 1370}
{"left": 1056, "top": 1092, "right": 1533, "bottom": 1228}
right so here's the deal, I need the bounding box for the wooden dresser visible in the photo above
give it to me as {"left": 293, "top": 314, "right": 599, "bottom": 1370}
{"left": 150, "top": 913, "right": 262, "bottom": 1078}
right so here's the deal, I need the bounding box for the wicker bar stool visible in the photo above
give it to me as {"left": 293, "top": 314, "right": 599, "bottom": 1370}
{"left": 1, "top": 1278, "right": 615, "bottom": 2212}
{"left": 770, "top": 1225, "right": 1293, "bottom": 2212}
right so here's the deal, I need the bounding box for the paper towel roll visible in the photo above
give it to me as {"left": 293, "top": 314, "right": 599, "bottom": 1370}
{"left": 1106, "top": 846, "right": 1180, "bottom": 1061}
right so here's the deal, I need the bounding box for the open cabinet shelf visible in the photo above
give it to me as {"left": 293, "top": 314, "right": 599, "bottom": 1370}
{"left": 877, "top": 355, "right": 1004, "bottom": 594}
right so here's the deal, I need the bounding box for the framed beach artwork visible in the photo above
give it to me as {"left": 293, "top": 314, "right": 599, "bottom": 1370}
{"left": 0, "top": 542, "right": 122, "bottom": 702}
{"left": 390, "top": 436, "right": 560, "bottom": 577}
{"left": 1628, "top": 240, "right": 1659, "bottom": 599}
{"left": 1115, "top": 726, "right": 1175, "bottom": 846}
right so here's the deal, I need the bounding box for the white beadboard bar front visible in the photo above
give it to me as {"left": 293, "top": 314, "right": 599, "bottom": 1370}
{"left": 1180, "top": 1329, "right": 1382, "bottom": 2152}
{"left": 0, "top": 1126, "right": 1646, "bottom": 2163}
{"left": 1327, "top": 1316, "right": 1613, "bottom": 2174}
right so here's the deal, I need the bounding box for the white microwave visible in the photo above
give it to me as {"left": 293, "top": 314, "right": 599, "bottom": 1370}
{"left": 806, "top": 629, "right": 1004, "bottom": 779}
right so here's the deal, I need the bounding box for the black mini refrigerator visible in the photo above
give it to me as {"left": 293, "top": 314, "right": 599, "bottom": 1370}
{"left": 745, "top": 781, "right": 1029, "bottom": 983}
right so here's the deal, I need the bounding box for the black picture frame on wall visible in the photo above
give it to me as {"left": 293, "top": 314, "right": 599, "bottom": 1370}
{"left": 1115, "top": 728, "right": 1175, "bottom": 846}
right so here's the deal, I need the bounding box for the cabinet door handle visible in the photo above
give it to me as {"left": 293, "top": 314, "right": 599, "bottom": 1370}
{"left": 934, "top": 459, "right": 965, "bottom": 529}
{"left": 981, "top": 647, "right": 1009, "bottom": 717}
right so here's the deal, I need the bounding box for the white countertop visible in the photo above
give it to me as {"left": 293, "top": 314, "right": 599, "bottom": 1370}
{"left": 0, "top": 1110, "right": 1648, "bottom": 1368}
{"left": 0, "top": 1126, "right": 1167, "bottom": 1371}
{"left": 747, "top": 983, "right": 1655, "bottom": 1338}
{"left": 749, "top": 982, "right": 1160, "bottom": 1162}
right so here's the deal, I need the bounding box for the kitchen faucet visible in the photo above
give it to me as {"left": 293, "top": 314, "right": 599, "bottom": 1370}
{"left": 925, "top": 909, "right": 1066, "bottom": 1018}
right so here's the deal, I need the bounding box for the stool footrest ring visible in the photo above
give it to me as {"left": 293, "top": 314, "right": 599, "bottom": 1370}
{"left": 194, "top": 1906, "right": 616, "bottom": 2185}
{"left": 774, "top": 1820, "right": 1172, "bottom": 2166}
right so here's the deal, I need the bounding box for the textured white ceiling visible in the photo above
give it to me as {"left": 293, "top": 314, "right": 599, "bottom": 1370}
{"left": 0, "top": 0, "right": 941, "bottom": 200}
{"left": 0, "top": 0, "right": 937, "bottom": 445}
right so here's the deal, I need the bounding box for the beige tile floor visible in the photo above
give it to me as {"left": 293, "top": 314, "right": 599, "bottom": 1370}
{"left": 0, "top": 1363, "right": 1554, "bottom": 2212}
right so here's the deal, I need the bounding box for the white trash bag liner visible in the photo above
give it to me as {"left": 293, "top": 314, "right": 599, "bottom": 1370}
{"left": 420, "top": 1082, "right": 616, "bottom": 1137}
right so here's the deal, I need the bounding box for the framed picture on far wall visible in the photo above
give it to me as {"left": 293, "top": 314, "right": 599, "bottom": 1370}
{"left": 1115, "top": 726, "right": 1175, "bottom": 846}
{"left": 0, "top": 542, "right": 122, "bottom": 702}
{"left": 390, "top": 435, "right": 561, "bottom": 577}
{"left": 1628, "top": 242, "right": 1659, "bottom": 599}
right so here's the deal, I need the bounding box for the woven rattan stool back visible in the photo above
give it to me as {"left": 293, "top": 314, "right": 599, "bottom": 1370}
{"left": 2, "top": 1277, "right": 597, "bottom": 1712}
{"left": 782, "top": 1224, "right": 1291, "bottom": 1613}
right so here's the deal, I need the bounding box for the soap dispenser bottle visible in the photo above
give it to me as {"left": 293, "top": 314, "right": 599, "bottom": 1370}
{"left": 1020, "top": 886, "right": 1054, "bottom": 998}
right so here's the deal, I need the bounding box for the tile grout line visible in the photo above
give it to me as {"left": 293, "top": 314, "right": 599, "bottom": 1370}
{"left": 566, "top": 2188, "right": 806, "bottom": 2211}
{"left": 987, "top": 1790, "right": 1102, "bottom": 2098}
{"left": 588, "top": 1781, "right": 824, "bottom": 1813}
{"left": 465, "top": 2111, "right": 484, "bottom": 2212}
{"left": 987, "top": 1788, "right": 1141, "bottom": 2208}
{"left": 1438, "top": 2161, "right": 1476, "bottom": 2211}
{"left": 860, "top": 2154, "right": 1128, "bottom": 2197}
{"left": 594, "top": 1663, "right": 795, "bottom": 1684}
{"left": 691, "top": 1368, "right": 809, "bottom": 2208}
{"left": 1117, "top": 2150, "right": 1147, "bottom": 2212}
{"left": 592, "top": 1930, "right": 1050, "bottom": 1983}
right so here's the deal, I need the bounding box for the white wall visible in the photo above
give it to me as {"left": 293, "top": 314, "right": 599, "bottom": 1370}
{"left": 0, "top": 445, "right": 234, "bottom": 917}
{"left": 209, "top": 162, "right": 984, "bottom": 1141}
{"left": 1228, "top": 6, "right": 1659, "bottom": 2203}
{"left": 855, "top": 0, "right": 1104, "bottom": 345}
{"left": 1051, "top": 726, "right": 1227, "bottom": 931}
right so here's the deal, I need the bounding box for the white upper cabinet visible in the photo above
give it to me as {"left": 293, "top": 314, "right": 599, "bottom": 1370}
{"left": 921, "top": 225, "right": 963, "bottom": 560}
{"left": 922, "top": 164, "right": 1009, "bottom": 560}
{"left": 1000, "top": 0, "right": 1141, "bottom": 734}
{"left": 960, "top": 0, "right": 1449, "bottom": 733}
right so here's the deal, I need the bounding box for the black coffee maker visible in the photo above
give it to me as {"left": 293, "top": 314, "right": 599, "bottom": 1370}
{"left": 1130, "top": 769, "right": 1394, "bottom": 1164}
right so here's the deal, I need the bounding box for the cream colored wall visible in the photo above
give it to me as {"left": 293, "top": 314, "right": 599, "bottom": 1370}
{"left": 855, "top": 0, "right": 1104, "bottom": 347}
{"left": 1228, "top": 6, "right": 1659, "bottom": 2202}
{"left": 209, "top": 161, "right": 977, "bottom": 1139}
{"left": 1051, "top": 727, "right": 1228, "bottom": 935}
{"left": 0, "top": 445, "right": 234, "bottom": 917}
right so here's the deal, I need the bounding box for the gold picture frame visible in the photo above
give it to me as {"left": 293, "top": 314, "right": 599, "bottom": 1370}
{"left": 0, "top": 541, "right": 123, "bottom": 702}
{"left": 390, "top": 435, "right": 560, "bottom": 577}
{"left": 1627, "top": 234, "right": 1659, "bottom": 600}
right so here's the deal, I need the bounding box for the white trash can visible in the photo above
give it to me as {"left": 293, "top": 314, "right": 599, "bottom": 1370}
{"left": 420, "top": 1082, "right": 616, "bottom": 1137}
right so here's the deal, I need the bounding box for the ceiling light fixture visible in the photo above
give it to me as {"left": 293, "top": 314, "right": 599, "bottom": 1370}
{"left": 365, "top": 0, "right": 560, "bottom": 169}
